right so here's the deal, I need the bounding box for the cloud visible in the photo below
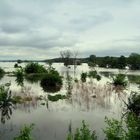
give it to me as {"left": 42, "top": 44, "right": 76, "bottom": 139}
{"left": 0, "top": 0, "right": 140, "bottom": 59}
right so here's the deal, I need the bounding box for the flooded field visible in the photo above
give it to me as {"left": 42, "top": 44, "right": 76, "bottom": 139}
{"left": 0, "top": 62, "right": 140, "bottom": 140}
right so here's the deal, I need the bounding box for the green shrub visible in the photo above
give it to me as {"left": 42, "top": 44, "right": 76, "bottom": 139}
{"left": 14, "top": 69, "right": 24, "bottom": 86}
{"left": 25, "top": 74, "right": 44, "bottom": 83}
{"left": 48, "top": 94, "right": 66, "bottom": 102}
{"left": 88, "top": 71, "right": 101, "bottom": 81}
{"left": 24, "top": 62, "right": 47, "bottom": 74}
{"left": 13, "top": 124, "right": 34, "bottom": 140}
{"left": 81, "top": 72, "right": 87, "bottom": 82}
{"left": 67, "top": 120, "right": 97, "bottom": 140}
{"left": 103, "top": 117, "right": 125, "bottom": 140}
{"left": 40, "top": 68, "right": 62, "bottom": 93}
{"left": 112, "top": 74, "right": 127, "bottom": 87}
{"left": 127, "top": 92, "right": 140, "bottom": 116}
{"left": 0, "top": 67, "right": 5, "bottom": 79}
{"left": 0, "top": 84, "right": 15, "bottom": 123}
{"left": 104, "top": 113, "right": 140, "bottom": 140}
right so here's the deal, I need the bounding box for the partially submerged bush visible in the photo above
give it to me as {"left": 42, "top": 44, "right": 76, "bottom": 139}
{"left": 88, "top": 71, "right": 101, "bottom": 81}
{"left": 24, "top": 62, "right": 47, "bottom": 74}
{"left": 104, "top": 113, "right": 140, "bottom": 140}
{"left": 0, "top": 67, "right": 5, "bottom": 79}
{"left": 127, "top": 92, "right": 140, "bottom": 116}
{"left": 40, "top": 68, "right": 62, "bottom": 93}
{"left": 14, "top": 69, "right": 24, "bottom": 86}
{"left": 0, "top": 84, "right": 15, "bottom": 123}
{"left": 13, "top": 124, "right": 34, "bottom": 140}
{"left": 112, "top": 74, "right": 127, "bottom": 87}
{"left": 81, "top": 72, "right": 87, "bottom": 82}
{"left": 48, "top": 94, "right": 66, "bottom": 102}
{"left": 103, "top": 117, "right": 125, "bottom": 140}
{"left": 67, "top": 120, "right": 97, "bottom": 140}
{"left": 25, "top": 74, "right": 44, "bottom": 83}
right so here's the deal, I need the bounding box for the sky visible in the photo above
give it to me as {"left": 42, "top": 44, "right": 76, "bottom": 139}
{"left": 0, "top": 0, "right": 140, "bottom": 60}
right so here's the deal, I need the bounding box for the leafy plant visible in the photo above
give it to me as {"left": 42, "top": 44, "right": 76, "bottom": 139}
{"left": 40, "top": 68, "right": 62, "bottom": 93}
{"left": 112, "top": 74, "right": 127, "bottom": 87}
{"left": 24, "top": 62, "right": 47, "bottom": 74}
{"left": 103, "top": 117, "right": 125, "bottom": 140}
{"left": 0, "top": 67, "right": 5, "bottom": 80}
{"left": 0, "top": 84, "right": 15, "bottom": 123}
{"left": 88, "top": 71, "right": 101, "bottom": 81}
{"left": 48, "top": 94, "right": 66, "bottom": 102}
{"left": 81, "top": 72, "right": 87, "bottom": 82}
{"left": 127, "top": 92, "right": 140, "bottom": 116}
{"left": 14, "top": 69, "right": 24, "bottom": 86}
{"left": 67, "top": 120, "right": 97, "bottom": 140}
{"left": 13, "top": 124, "right": 34, "bottom": 140}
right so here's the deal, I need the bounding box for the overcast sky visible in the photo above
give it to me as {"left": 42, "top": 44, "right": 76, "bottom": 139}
{"left": 0, "top": 0, "right": 140, "bottom": 60}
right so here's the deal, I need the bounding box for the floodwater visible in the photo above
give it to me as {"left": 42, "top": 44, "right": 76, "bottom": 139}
{"left": 0, "top": 62, "right": 140, "bottom": 140}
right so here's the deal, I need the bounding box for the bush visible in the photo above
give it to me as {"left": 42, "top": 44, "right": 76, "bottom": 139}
{"left": 24, "top": 62, "right": 47, "bottom": 74}
{"left": 127, "top": 92, "right": 140, "bottom": 116}
{"left": 112, "top": 74, "right": 127, "bottom": 87}
{"left": 67, "top": 120, "right": 97, "bottom": 140}
{"left": 103, "top": 117, "right": 125, "bottom": 140}
{"left": 0, "top": 84, "right": 15, "bottom": 123}
{"left": 13, "top": 124, "right": 34, "bottom": 140}
{"left": 88, "top": 71, "right": 101, "bottom": 81}
{"left": 14, "top": 69, "right": 24, "bottom": 86}
{"left": 48, "top": 94, "right": 66, "bottom": 102}
{"left": 40, "top": 68, "right": 62, "bottom": 93}
{"left": 0, "top": 67, "right": 5, "bottom": 79}
{"left": 81, "top": 72, "right": 87, "bottom": 82}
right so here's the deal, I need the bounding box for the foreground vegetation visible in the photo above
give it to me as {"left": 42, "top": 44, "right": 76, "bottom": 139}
{"left": 10, "top": 91, "right": 140, "bottom": 140}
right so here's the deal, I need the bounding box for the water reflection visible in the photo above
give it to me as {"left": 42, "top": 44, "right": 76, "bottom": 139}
{"left": 25, "top": 74, "right": 43, "bottom": 84}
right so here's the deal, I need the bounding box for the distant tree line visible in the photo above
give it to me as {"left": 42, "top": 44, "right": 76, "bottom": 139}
{"left": 45, "top": 53, "right": 140, "bottom": 70}
{"left": 87, "top": 53, "right": 140, "bottom": 70}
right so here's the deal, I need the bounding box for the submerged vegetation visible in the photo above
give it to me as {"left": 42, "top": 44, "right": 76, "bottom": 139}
{"left": 24, "top": 62, "right": 47, "bottom": 74}
{"left": 0, "top": 84, "right": 15, "bottom": 123}
{"left": 48, "top": 94, "right": 66, "bottom": 102}
{"left": 0, "top": 67, "right": 5, "bottom": 79}
{"left": 40, "top": 68, "right": 62, "bottom": 93}
{"left": 13, "top": 124, "right": 34, "bottom": 140}
{"left": 112, "top": 74, "right": 127, "bottom": 87}
{"left": 88, "top": 71, "right": 101, "bottom": 81}
{"left": 67, "top": 120, "right": 97, "bottom": 140}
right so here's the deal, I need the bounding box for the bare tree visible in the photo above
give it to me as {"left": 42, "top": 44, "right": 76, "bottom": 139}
{"left": 60, "top": 50, "right": 73, "bottom": 67}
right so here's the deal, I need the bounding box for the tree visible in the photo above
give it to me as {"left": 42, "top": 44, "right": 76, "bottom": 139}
{"left": 128, "top": 53, "right": 140, "bottom": 70}
{"left": 117, "top": 55, "right": 126, "bottom": 69}
{"left": 60, "top": 50, "right": 72, "bottom": 67}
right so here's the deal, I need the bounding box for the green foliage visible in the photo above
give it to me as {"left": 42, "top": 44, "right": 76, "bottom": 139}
{"left": 127, "top": 92, "right": 140, "bottom": 116}
{"left": 128, "top": 53, "right": 140, "bottom": 70}
{"left": 66, "top": 71, "right": 73, "bottom": 95}
{"left": 48, "top": 94, "right": 66, "bottom": 102}
{"left": 40, "top": 68, "right": 62, "bottom": 93}
{"left": 24, "top": 62, "right": 47, "bottom": 74}
{"left": 14, "top": 124, "right": 34, "bottom": 140}
{"left": 88, "top": 71, "right": 101, "bottom": 81}
{"left": 67, "top": 121, "right": 97, "bottom": 140}
{"left": 0, "top": 84, "right": 15, "bottom": 123}
{"left": 127, "top": 75, "right": 140, "bottom": 84}
{"left": 81, "top": 72, "right": 87, "bottom": 82}
{"left": 125, "top": 113, "right": 140, "bottom": 140}
{"left": 25, "top": 74, "right": 44, "bottom": 83}
{"left": 14, "top": 69, "right": 24, "bottom": 86}
{"left": 112, "top": 74, "right": 127, "bottom": 87}
{"left": 117, "top": 55, "right": 126, "bottom": 69}
{"left": 103, "top": 117, "right": 125, "bottom": 140}
{"left": 0, "top": 67, "right": 5, "bottom": 79}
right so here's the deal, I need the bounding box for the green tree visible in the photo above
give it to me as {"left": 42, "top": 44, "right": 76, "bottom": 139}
{"left": 128, "top": 53, "right": 140, "bottom": 70}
